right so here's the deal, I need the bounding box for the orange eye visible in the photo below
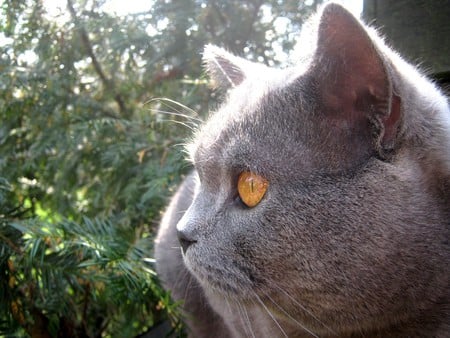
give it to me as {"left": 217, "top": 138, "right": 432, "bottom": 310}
{"left": 237, "top": 171, "right": 269, "bottom": 208}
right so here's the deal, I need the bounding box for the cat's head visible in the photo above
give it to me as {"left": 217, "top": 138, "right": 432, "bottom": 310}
{"left": 176, "top": 2, "right": 448, "bottom": 330}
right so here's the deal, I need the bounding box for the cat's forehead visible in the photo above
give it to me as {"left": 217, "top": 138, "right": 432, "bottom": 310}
{"left": 189, "top": 68, "right": 313, "bottom": 177}
{"left": 193, "top": 69, "right": 292, "bottom": 146}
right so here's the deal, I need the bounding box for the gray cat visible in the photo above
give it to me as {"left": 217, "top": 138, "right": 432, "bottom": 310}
{"left": 155, "top": 3, "right": 450, "bottom": 337}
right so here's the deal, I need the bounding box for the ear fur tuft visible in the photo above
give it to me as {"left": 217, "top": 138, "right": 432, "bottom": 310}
{"left": 202, "top": 44, "right": 247, "bottom": 90}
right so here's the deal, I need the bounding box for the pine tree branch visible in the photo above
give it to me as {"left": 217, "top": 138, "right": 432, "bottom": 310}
{"left": 0, "top": 231, "right": 22, "bottom": 254}
{"left": 66, "top": 0, "right": 129, "bottom": 118}
{"left": 27, "top": 309, "right": 52, "bottom": 338}
{"left": 82, "top": 283, "right": 90, "bottom": 334}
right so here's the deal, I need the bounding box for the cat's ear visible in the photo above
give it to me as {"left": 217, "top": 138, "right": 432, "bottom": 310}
{"left": 313, "top": 4, "right": 401, "bottom": 155}
{"left": 202, "top": 44, "right": 247, "bottom": 90}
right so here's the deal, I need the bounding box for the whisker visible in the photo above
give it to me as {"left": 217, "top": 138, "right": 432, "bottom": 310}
{"left": 146, "top": 97, "right": 203, "bottom": 123}
{"left": 183, "top": 271, "right": 195, "bottom": 303}
{"left": 158, "top": 118, "right": 197, "bottom": 131}
{"left": 152, "top": 110, "right": 202, "bottom": 124}
{"left": 224, "top": 296, "right": 233, "bottom": 315}
{"left": 265, "top": 293, "right": 319, "bottom": 338}
{"left": 236, "top": 300, "right": 255, "bottom": 338}
{"left": 153, "top": 97, "right": 201, "bottom": 117}
{"left": 147, "top": 107, "right": 198, "bottom": 121}
{"left": 173, "top": 142, "right": 191, "bottom": 149}
{"left": 273, "top": 285, "right": 335, "bottom": 335}
{"left": 241, "top": 301, "right": 256, "bottom": 338}
{"left": 233, "top": 300, "right": 245, "bottom": 334}
{"left": 147, "top": 109, "right": 201, "bottom": 130}
{"left": 235, "top": 300, "right": 251, "bottom": 338}
{"left": 254, "top": 292, "right": 288, "bottom": 338}
{"left": 172, "top": 264, "right": 190, "bottom": 293}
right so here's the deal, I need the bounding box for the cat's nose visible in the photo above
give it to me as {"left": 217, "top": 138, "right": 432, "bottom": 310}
{"left": 177, "top": 229, "right": 197, "bottom": 253}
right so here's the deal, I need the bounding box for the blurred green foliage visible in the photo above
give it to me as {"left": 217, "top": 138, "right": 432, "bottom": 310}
{"left": 0, "top": 0, "right": 320, "bottom": 336}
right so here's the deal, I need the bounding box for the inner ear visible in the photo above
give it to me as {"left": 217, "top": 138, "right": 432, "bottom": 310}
{"left": 316, "top": 5, "right": 388, "bottom": 99}
{"left": 312, "top": 4, "right": 401, "bottom": 156}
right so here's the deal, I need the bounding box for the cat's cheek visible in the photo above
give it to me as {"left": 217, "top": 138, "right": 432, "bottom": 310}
{"left": 179, "top": 242, "right": 203, "bottom": 275}
{"left": 182, "top": 256, "right": 250, "bottom": 296}
{"left": 181, "top": 235, "right": 263, "bottom": 297}
{"left": 180, "top": 251, "right": 215, "bottom": 292}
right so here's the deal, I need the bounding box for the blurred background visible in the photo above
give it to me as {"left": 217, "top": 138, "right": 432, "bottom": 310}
{"left": 0, "top": 0, "right": 447, "bottom": 337}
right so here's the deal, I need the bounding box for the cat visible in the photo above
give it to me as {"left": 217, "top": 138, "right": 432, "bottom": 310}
{"left": 154, "top": 3, "right": 450, "bottom": 337}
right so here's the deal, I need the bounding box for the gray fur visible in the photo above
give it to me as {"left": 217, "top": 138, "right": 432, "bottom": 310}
{"left": 155, "top": 3, "right": 449, "bottom": 337}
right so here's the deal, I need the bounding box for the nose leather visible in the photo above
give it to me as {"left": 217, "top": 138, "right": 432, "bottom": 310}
{"left": 177, "top": 229, "right": 197, "bottom": 253}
